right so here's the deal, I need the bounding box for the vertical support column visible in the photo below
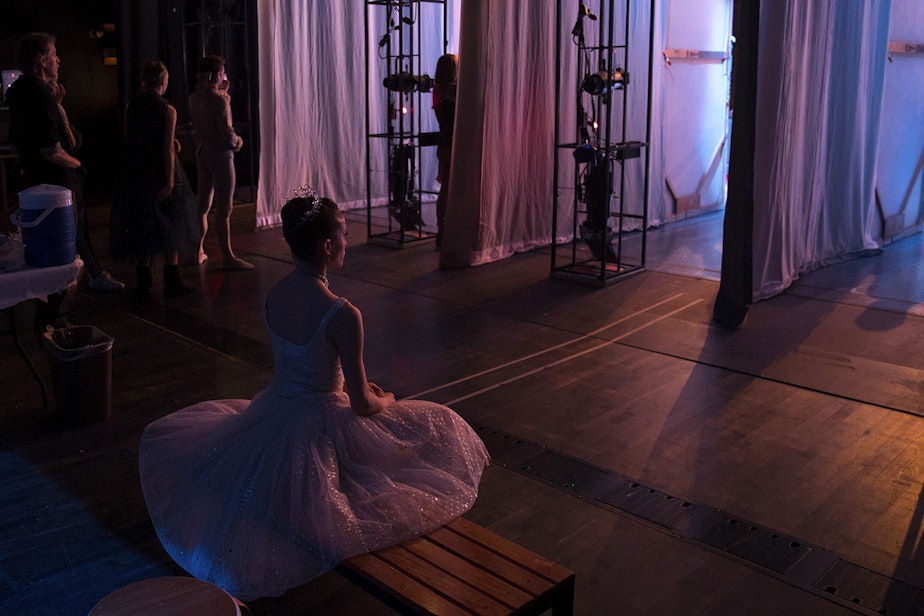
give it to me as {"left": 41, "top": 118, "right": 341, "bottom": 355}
{"left": 713, "top": 0, "right": 758, "bottom": 328}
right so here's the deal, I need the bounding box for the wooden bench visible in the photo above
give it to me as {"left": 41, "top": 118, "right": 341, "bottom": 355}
{"left": 338, "top": 516, "right": 575, "bottom": 615}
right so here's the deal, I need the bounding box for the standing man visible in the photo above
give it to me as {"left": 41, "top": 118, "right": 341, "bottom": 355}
{"left": 6, "top": 32, "right": 124, "bottom": 319}
{"left": 188, "top": 54, "right": 252, "bottom": 270}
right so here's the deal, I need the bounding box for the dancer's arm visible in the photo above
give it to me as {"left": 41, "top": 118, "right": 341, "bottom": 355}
{"left": 157, "top": 105, "right": 177, "bottom": 201}
{"left": 330, "top": 302, "right": 395, "bottom": 416}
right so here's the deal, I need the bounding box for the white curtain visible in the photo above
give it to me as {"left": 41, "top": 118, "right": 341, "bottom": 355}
{"left": 439, "top": 0, "right": 558, "bottom": 267}
{"left": 256, "top": 2, "right": 369, "bottom": 226}
{"left": 256, "top": 1, "right": 659, "bottom": 266}
{"left": 751, "top": 0, "right": 888, "bottom": 300}
{"left": 256, "top": 1, "right": 659, "bottom": 268}
{"left": 256, "top": 2, "right": 902, "bottom": 288}
{"left": 257, "top": 1, "right": 457, "bottom": 228}
{"left": 443, "top": 0, "right": 659, "bottom": 267}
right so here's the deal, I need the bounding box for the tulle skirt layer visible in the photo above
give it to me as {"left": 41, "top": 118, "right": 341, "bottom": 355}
{"left": 138, "top": 389, "right": 489, "bottom": 600}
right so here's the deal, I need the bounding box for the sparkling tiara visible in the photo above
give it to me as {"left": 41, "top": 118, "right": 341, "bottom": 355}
{"left": 292, "top": 184, "right": 322, "bottom": 225}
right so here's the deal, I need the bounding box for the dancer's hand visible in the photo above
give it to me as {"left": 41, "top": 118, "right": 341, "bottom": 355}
{"left": 368, "top": 382, "right": 395, "bottom": 403}
{"left": 156, "top": 182, "right": 173, "bottom": 202}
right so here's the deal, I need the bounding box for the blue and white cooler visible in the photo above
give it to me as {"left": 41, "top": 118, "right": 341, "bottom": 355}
{"left": 11, "top": 184, "right": 76, "bottom": 268}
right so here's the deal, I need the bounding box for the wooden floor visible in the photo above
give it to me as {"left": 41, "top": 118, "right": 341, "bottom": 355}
{"left": 2, "top": 204, "right": 924, "bottom": 615}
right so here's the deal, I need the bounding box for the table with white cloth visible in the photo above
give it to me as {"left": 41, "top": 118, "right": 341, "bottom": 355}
{"left": 0, "top": 259, "right": 82, "bottom": 408}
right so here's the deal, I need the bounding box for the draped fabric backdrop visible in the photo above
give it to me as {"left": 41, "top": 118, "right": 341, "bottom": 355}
{"left": 439, "top": 0, "right": 558, "bottom": 267}
{"left": 439, "top": 0, "right": 659, "bottom": 267}
{"left": 750, "top": 0, "right": 888, "bottom": 300}
{"left": 256, "top": 0, "right": 659, "bottom": 269}
{"left": 257, "top": 2, "right": 368, "bottom": 226}
{"left": 256, "top": 1, "right": 453, "bottom": 226}
{"left": 256, "top": 1, "right": 915, "bottom": 295}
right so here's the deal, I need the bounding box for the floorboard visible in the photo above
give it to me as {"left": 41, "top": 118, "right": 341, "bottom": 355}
{"left": 1, "top": 204, "right": 922, "bottom": 615}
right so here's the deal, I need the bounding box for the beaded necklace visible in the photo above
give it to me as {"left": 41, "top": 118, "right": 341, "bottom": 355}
{"left": 298, "top": 267, "right": 328, "bottom": 287}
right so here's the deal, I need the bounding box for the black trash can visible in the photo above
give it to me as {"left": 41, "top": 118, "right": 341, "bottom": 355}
{"left": 42, "top": 325, "right": 113, "bottom": 424}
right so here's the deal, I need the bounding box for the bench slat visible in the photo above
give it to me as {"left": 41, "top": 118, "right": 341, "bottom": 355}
{"left": 401, "top": 538, "right": 534, "bottom": 607}
{"left": 340, "top": 517, "right": 575, "bottom": 616}
{"left": 374, "top": 543, "right": 518, "bottom": 615}
{"left": 435, "top": 520, "right": 576, "bottom": 616}
{"left": 444, "top": 518, "right": 574, "bottom": 583}
{"left": 343, "top": 550, "right": 476, "bottom": 616}
{"left": 421, "top": 526, "right": 556, "bottom": 599}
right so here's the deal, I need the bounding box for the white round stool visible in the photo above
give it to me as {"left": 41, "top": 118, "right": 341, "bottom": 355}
{"left": 88, "top": 576, "right": 247, "bottom": 615}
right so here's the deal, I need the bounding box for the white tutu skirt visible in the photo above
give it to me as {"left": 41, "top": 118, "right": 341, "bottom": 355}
{"left": 138, "top": 389, "right": 489, "bottom": 600}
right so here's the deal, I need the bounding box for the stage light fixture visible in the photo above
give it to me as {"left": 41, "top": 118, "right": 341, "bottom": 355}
{"left": 571, "top": 2, "right": 597, "bottom": 38}
{"left": 383, "top": 72, "right": 433, "bottom": 93}
{"left": 573, "top": 144, "right": 598, "bottom": 163}
{"left": 581, "top": 68, "right": 627, "bottom": 96}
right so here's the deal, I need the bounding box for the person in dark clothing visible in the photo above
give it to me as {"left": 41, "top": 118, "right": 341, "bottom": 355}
{"left": 117, "top": 60, "right": 193, "bottom": 297}
{"left": 432, "top": 53, "right": 458, "bottom": 249}
{"left": 6, "top": 32, "right": 123, "bottom": 328}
